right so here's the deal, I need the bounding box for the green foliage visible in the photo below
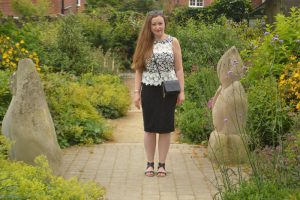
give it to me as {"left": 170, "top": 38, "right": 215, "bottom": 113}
{"left": 42, "top": 73, "right": 112, "bottom": 148}
{"left": 11, "top": 0, "right": 50, "bottom": 17}
{"left": 170, "top": 19, "right": 247, "bottom": 72}
{"left": 247, "top": 77, "right": 292, "bottom": 147}
{"left": 0, "top": 71, "right": 12, "bottom": 122}
{"left": 38, "top": 14, "right": 117, "bottom": 74}
{"left": 244, "top": 8, "right": 300, "bottom": 84}
{"left": 0, "top": 155, "right": 105, "bottom": 199}
{"left": 222, "top": 178, "right": 299, "bottom": 200}
{"left": 177, "top": 101, "right": 211, "bottom": 143}
{"left": 210, "top": 0, "right": 252, "bottom": 22}
{"left": 171, "top": 0, "right": 251, "bottom": 25}
{"left": 108, "top": 11, "right": 144, "bottom": 68}
{"left": 0, "top": 134, "right": 11, "bottom": 159}
{"left": 86, "top": 0, "right": 161, "bottom": 13}
{"left": 176, "top": 68, "right": 219, "bottom": 143}
{"left": 80, "top": 73, "right": 131, "bottom": 119}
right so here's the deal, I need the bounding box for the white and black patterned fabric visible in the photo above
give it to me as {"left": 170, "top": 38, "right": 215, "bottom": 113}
{"left": 142, "top": 35, "right": 178, "bottom": 86}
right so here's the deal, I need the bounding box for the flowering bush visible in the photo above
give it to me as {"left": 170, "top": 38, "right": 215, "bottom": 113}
{"left": 279, "top": 59, "right": 300, "bottom": 112}
{"left": 244, "top": 8, "right": 300, "bottom": 84}
{"left": 0, "top": 35, "right": 40, "bottom": 71}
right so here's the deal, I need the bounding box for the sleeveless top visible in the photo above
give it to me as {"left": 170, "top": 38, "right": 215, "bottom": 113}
{"left": 142, "top": 35, "right": 178, "bottom": 86}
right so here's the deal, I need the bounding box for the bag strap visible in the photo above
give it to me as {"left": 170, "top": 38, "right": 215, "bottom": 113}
{"left": 152, "top": 52, "right": 162, "bottom": 80}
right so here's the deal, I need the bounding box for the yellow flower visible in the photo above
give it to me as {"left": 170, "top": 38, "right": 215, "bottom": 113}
{"left": 296, "top": 102, "right": 300, "bottom": 110}
{"left": 15, "top": 43, "right": 20, "bottom": 48}
{"left": 294, "top": 72, "right": 299, "bottom": 78}
{"left": 20, "top": 40, "right": 25, "bottom": 44}
{"left": 2, "top": 53, "right": 8, "bottom": 59}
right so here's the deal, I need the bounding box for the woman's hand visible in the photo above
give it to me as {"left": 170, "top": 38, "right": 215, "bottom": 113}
{"left": 177, "top": 91, "right": 185, "bottom": 105}
{"left": 134, "top": 92, "right": 141, "bottom": 109}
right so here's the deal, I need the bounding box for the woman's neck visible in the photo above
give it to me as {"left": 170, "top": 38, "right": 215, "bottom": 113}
{"left": 154, "top": 34, "right": 167, "bottom": 41}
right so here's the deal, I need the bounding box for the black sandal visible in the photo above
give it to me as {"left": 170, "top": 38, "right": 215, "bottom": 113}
{"left": 157, "top": 162, "right": 167, "bottom": 177}
{"left": 145, "top": 162, "right": 155, "bottom": 177}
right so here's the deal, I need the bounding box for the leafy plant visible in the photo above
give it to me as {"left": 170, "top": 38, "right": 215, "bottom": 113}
{"left": 0, "top": 70, "right": 12, "bottom": 122}
{"left": 42, "top": 73, "right": 112, "bottom": 148}
{"left": 170, "top": 19, "right": 247, "bottom": 72}
{"left": 247, "top": 77, "right": 292, "bottom": 148}
{"left": 0, "top": 155, "right": 105, "bottom": 199}
{"left": 176, "top": 68, "right": 219, "bottom": 143}
{"left": 244, "top": 8, "right": 300, "bottom": 84}
{"left": 80, "top": 73, "right": 131, "bottom": 119}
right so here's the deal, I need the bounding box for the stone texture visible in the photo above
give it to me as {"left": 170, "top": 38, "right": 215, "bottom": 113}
{"left": 2, "top": 58, "right": 62, "bottom": 175}
{"left": 208, "top": 46, "right": 248, "bottom": 164}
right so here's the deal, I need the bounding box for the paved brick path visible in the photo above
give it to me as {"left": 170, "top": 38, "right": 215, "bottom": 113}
{"left": 61, "top": 74, "right": 217, "bottom": 200}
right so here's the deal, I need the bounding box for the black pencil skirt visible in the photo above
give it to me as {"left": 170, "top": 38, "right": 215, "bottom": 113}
{"left": 141, "top": 83, "right": 178, "bottom": 133}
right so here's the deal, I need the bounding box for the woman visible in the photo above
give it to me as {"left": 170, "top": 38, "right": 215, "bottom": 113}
{"left": 132, "top": 10, "right": 185, "bottom": 177}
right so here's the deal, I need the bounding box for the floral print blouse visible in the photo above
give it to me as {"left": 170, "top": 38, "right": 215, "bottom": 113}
{"left": 142, "top": 35, "right": 178, "bottom": 86}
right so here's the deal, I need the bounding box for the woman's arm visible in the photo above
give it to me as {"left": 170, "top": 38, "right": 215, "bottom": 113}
{"left": 172, "top": 37, "right": 185, "bottom": 105}
{"left": 134, "top": 70, "right": 142, "bottom": 109}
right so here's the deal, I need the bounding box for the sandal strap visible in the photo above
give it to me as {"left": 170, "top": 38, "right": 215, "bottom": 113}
{"left": 158, "top": 162, "right": 165, "bottom": 170}
{"left": 146, "top": 162, "right": 154, "bottom": 168}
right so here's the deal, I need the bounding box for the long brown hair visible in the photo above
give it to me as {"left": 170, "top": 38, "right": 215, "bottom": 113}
{"left": 132, "top": 11, "right": 167, "bottom": 71}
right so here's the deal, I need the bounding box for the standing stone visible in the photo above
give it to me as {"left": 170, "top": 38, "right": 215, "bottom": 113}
{"left": 2, "top": 59, "right": 62, "bottom": 175}
{"left": 208, "top": 46, "right": 248, "bottom": 164}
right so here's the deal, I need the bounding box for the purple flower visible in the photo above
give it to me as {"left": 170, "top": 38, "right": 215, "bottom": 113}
{"left": 224, "top": 118, "right": 228, "bottom": 123}
{"left": 272, "top": 36, "right": 279, "bottom": 41}
{"left": 279, "top": 40, "right": 284, "bottom": 43}
{"left": 242, "top": 65, "right": 247, "bottom": 71}
{"left": 296, "top": 39, "right": 300, "bottom": 43}
{"left": 253, "top": 45, "right": 258, "bottom": 49}
{"left": 227, "top": 70, "right": 234, "bottom": 77}
{"left": 264, "top": 32, "right": 270, "bottom": 35}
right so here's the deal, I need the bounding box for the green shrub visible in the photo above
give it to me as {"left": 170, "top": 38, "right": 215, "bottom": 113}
{"left": 171, "top": 0, "right": 251, "bottom": 25}
{"left": 42, "top": 73, "right": 112, "bottom": 148}
{"left": 0, "top": 134, "right": 11, "bottom": 159}
{"left": 80, "top": 73, "right": 131, "bottom": 119}
{"left": 170, "top": 20, "right": 247, "bottom": 72}
{"left": 247, "top": 77, "right": 292, "bottom": 147}
{"left": 176, "top": 68, "right": 219, "bottom": 143}
{"left": 244, "top": 8, "right": 300, "bottom": 84}
{"left": 0, "top": 155, "right": 105, "bottom": 199}
{"left": 0, "top": 70, "right": 12, "bottom": 122}
{"left": 39, "top": 15, "right": 108, "bottom": 75}
{"left": 222, "top": 178, "right": 299, "bottom": 200}
{"left": 177, "top": 101, "right": 211, "bottom": 143}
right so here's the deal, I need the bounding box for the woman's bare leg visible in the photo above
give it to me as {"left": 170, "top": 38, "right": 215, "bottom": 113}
{"left": 144, "top": 132, "right": 156, "bottom": 176}
{"left": 157, "top": 133, "right": 171, "bottom": 176}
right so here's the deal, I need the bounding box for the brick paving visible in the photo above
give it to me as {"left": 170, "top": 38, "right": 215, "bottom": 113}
{"left": 61, "top": 75, "right": 218, "bottom": 200}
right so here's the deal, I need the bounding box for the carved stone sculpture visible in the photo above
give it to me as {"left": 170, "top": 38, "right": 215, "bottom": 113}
{"left": 2, "top": 59, "right": 62, "bottom": 175}
{"left": 208, "top": 46, "right": 248, "bottom": 164}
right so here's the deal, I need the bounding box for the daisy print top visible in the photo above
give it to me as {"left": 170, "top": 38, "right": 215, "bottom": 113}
{"left": 142, "top": 35, "right": 178, "bottom": 86}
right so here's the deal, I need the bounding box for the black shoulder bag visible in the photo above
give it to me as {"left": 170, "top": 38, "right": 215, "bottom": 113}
{"left": 153, "top": 55, "right": 180, "bottom": 97}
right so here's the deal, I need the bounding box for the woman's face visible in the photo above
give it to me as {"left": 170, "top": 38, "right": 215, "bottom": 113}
{"left": 150, "top": 16, "right": 165, "bottom": 38}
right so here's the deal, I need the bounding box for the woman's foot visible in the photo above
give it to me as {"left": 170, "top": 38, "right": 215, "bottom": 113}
{"left": 145, "top": 162, "right": 155, "bottom": 177}
{"left": 157, "top": 162, "right": 166, "bottom": 177}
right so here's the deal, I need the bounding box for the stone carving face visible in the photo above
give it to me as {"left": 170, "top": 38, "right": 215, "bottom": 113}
{"left": 217, "top": 47, "right": 245, "bottom": 87}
